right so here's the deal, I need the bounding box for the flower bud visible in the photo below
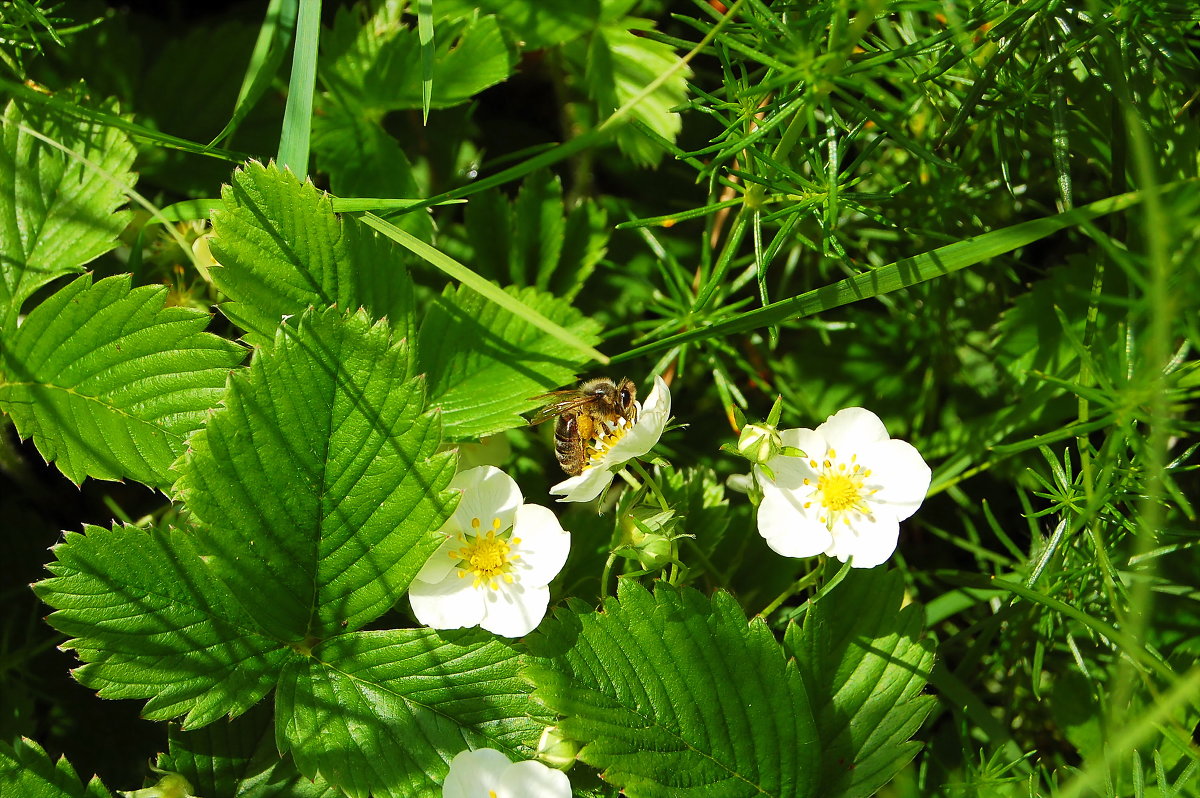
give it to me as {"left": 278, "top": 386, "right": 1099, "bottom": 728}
{"left": 620, "top": 507, "right": 677, "bottom": 571}
{"left": 537, "top": 726, "right": 582, "bottom": 770}
{"left": 737, "top": 422, "right": 782, "bottom": 465}
{"left": 120, "top": 772, "right": 195, "bottom": 798}
{"left": 633, "top": 532, "right": 675, "bottom": 571}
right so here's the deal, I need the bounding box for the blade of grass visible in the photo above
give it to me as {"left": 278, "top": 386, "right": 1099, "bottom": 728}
{"left": 277, "top": 0, "right": 320, "bottom": 177}
{"left": 947, "top": 572, "right": 1195, "bottom": 704}
{"left": 357, "top": 212, "right": 609, "bottom": 365}
{"left": 210, "top": 0, "right": 298, "bottom": 147}
{"left": 0, "top": 77, "right": 250, "bottom": 161}
{"left": 418, "top": 0, "right": 434, "bottom": 124}
{"left": 153, "top": 196, "right": 465, "bottom": 224}
{"left": 611, "top": 182, "right": 1194, "bottom": 363}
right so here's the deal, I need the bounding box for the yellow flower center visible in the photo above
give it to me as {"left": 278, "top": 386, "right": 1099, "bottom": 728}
{"left": 801, "top": 448, "right": 877, "bottom": 529}
{"left": 449, "top": 517, "right": 522, "bottom": 590}
{"left": 582, "top": 418, "right": 632, "bottom": 471}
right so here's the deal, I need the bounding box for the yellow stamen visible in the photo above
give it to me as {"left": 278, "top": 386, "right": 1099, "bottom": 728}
{"left": 582, "top": 418, "right": 633, "bottom": 471}
{"left": 448, "top": 517, "right": 520, "bottom": 590}
{"left": 804, "top": 451, "right": 875, "bottom": 530}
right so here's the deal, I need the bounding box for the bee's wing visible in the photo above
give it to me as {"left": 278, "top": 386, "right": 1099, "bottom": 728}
{"left": 528, "top": 391, "right": 591, "bottom": 425}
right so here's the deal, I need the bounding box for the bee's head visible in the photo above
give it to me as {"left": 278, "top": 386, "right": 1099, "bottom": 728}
{"left": 616, "top": 378, "right": 637, "bottom": 415}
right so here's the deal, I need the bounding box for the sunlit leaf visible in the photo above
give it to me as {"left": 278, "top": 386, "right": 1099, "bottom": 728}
{"left": 0, "top": 273, "right": 244, "bottom": 489}
{"left": 174, "top": 306, "right": 456, "bottom": 641}
{"left": 785, "top": 570, "right": 936, "bottom": 798}
{"left": 33, "top": 523, "right": 288, "bottom": 728}
{"left": 525, "top": 580, "right": 820, "bottom": 797}
{"left": 278, "top": 629, "right": 541, "bottom": 798}
{"left": 209, "top": 161, "right": 417, "bottom": 345}
{"left": 0, "top": 96, "right": 136, "bottom": 330}
{"left": 416, "top": 283, "right": 602, "bottom": 440}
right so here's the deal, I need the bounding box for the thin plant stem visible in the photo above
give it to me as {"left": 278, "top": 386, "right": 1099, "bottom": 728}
{"left": 757, "top": 558, "right": 826, "bottom": 619}
{"left": 628, "top": 460, "right": 671, "bottom": 513}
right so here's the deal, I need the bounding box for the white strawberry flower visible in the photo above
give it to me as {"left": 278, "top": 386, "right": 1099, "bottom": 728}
{"left": 549, "top": 375, "right": 672, "bottom": 503}
{"left": 410, "top": 466, "right": 569, "bottom": 637}
{"left": 442, "top": 748, "right": 571, "bottom": 798}
{"left": 754, "top": 407, "right": 931, "bottom": 568}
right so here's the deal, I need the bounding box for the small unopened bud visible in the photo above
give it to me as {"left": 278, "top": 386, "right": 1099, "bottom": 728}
{"left": 190, "top": 233, "right": 217, "bottom": 282}
{"left": 633, "top": 532, "right": 674, "bottom": 571}
{"left": 537, "top": 726, "right": 582, "bottom": 770}
{"left": 621, "top": 509, "right": 674, "bottom": 571}
{"left": 737, "top": 423, "right": 782, "bottom": 465}
{"left": 120, "top": 772, "right": 196, "bottom": 798}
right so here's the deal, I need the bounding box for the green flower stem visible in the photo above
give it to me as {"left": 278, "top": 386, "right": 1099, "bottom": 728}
{"left": 757, "top": 559, "right": 827, "bottom": 619}
{"left": 684, "top": 537, "right": 725, "bottom": 588}
{"left": 628, "top": 460, "right": 671, "bottom": 513}
{"left": 600, "top": 549, "right": 619, "bottom": 601}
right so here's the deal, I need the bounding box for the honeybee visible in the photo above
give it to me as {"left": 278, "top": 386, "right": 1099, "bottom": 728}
{"left": 530, "top": 377, "right": 638, "bottom": 476}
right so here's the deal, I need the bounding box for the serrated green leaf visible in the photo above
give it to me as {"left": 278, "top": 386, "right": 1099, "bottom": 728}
{"left": 661, "top": 467, "right": 731, "bottom": 556}
{"left": 784, "top": 570, "right": 936, "bottom": 798}
{"left": 323, "top": 2, "right": 513, "bottom": 112}
{"left": 416, "top": 283, "right": 602, "bottom": 440}
{"left": 209, "top": 161, "right": 417, "bottom": 345}
{"left": 464, "top": 169, "right": 609, "bottom": 298}
{"left": 0, "top": 97, "right": 136, "bottom": 331}
{"left": 174, "top": 306, "right": 456, "bottom": 641}
{"left": 277, "top": 629, "right": 541, "bottom": 798}
{"left": 0, "top": 273, "right": 245, "bottom": 488}
{"left": 566, "top": 23, "right": 691, "bottom": 167}
{"left": 33, "top": 523, "right": 288, "bottom": 728}
{"left": 525, "top": 580, "right": 819, "bottom": 797}
{"left": 511, "top": 169, "right": 565, "bottom": 287}
{"left": 0, "top": 737, "right": 112, "bottom": 798}
{"left": 158, "top": 703, "right": 339, "bottom": 798}
{"left": 437, "top": 0, "right": 599, "bottom": 49}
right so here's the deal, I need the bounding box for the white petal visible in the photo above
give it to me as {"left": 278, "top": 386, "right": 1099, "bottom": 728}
{"left": 410, "top": 574, "right": 485, "bottom": 630}
{"left": 595, "top": 375, "right": 671, "bottom": 464}
{"left": 817, "top": 407, "right": 891, "bottom": 451}
{"left": 761, "top": 443, "right": 821, "bottom": 492}
{"left": 512, "top": 504, "right": 570, "bottom": 587}
{"left": 779, "top": 427, "right": 827, "bottom": 461}
{"left": 757, "top": 480, "right": 832, "bottom": 558}
{"left": 826, "top": 512, "right": 899, "bottom": 569}
{"left": 550, "top": 467, "right": 613, "bottom": 503}
{"left": 443, "top": 748, "right": 511, "bottom": 798}
{"left": 480, "top": 582, "right": 550, "bottom": 638}
{"left": 497, "top": 760, "right": 572, "bottom": 798}
{"left": 413, "top": 535, "right": 460, "bottom": 584}
{"left": 643, "top": 375, "right": 672, "bottom": 416}
{"left": 860, "top": 439, "right": 931, "bottom": 521}
{"left": 451, "top": 466, "right": 523, "bottom": 531}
